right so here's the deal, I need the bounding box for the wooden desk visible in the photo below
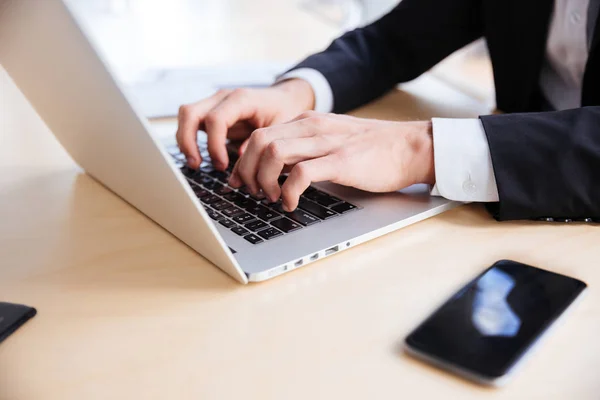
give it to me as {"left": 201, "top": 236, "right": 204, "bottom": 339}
{"left": 1, "top": 65, "right": 599, "bottom": 400}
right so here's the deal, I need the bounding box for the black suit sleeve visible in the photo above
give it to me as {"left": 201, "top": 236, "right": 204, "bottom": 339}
{"left": 481, "top": 107, "right": 600, "bottom": 221}
{"left": 288, "top": 0, "right": 484, "bottom": 113}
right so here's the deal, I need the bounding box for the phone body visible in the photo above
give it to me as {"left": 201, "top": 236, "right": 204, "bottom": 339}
{"left": 0, "top": 302, "right": 37, "bottom": 344}
{"left": 404, "top": 260, "right": 587, "bottom": 386}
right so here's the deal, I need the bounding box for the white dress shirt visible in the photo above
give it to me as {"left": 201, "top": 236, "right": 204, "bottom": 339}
{"left": 279, "top": 0, "right": 594, "bottom": 202}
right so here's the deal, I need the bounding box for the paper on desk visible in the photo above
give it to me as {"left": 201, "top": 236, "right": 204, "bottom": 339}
{"left": 124, "top": 61, "right": 293, "bottom": 119}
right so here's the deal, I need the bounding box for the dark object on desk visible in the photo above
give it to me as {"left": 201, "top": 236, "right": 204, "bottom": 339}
{"left": 405, "top": 260, "right": 587, "bottom": 386}
{"left": 0, "top": 302, "right": 37, "bottom": 344}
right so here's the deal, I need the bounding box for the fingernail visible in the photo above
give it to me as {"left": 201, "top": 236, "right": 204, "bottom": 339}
{"left": 282, "top": 203, "right": 291, "bottom": 212}
{"left": 187, "top": 157, "right": 196, "bottom": 167}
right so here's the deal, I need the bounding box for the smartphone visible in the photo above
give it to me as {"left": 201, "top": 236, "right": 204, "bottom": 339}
{"left": 0, "top": 302, "right": 37, "bottom": 344}
{"left": 404, "top": 260, "right": 587, "bottom": 386}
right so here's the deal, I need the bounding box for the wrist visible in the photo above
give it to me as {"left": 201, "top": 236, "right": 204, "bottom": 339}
{"left": 272, "top": 78, "right": 316, "bottom": 113}
{"left": 408, "top": 121, "right": 436, "bottom": 186}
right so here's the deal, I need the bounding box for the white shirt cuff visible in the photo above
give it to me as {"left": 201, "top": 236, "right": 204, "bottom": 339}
{"left": 276, "top": 68, "right": 334, "bottom": 113}
{"left": 430, "top": 118, "right": 499, "bottom": 202}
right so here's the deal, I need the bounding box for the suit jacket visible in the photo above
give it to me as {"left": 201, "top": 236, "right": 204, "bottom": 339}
{"left": 290, "top": 0, "right": 600, "bottom": 221}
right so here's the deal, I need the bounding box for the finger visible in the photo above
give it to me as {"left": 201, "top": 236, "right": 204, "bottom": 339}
{"left": 176, "top": 105, "right": 202, "bottom": 168}
{"left": 233, "top": 120, "right": 317, "bottom": 194}
{"left": 288, "top": 110, "right": 354, "bottom": 123}
{"left": 257, "top": 137, "right": 331, "bottom": 202}
{"left": 239, "top": 137, "right": 250, "bottom": 156}
{"left": 176, "top": 90, "right": 231, "bottom": 168}
{"left": 204, "top": 89, "right": 259, "bottom": 170}
{"left": 228, "top": 159, "right": 243, "bottom": 188}
{"left": 281, "top": 155, "right": 341, "bottom": 211}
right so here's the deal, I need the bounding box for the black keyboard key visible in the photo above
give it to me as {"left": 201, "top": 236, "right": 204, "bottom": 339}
{"left": 205, "top": 209, "right": 224, "bottom": 220}
{"left": 264, "top": 201, "right": 288, "bottom": 214}
{"left": 298, "top": 199, "right": 338, "bottom": 220}
{"left": 193, "top": 174, "right": 213, "bottom": 186}
{"left": 219, "top": 219, "right": 236, "bottom": 228}
{"left": 211, "top": 200, "right": 232, "bottom": 210}
{"left": 250, "top": 191, "right": 266, "bottom": 201}
{"left": 270, "top": 217, "right": 302, "bottom": 233}
{"left": 257, "top": 227, "right": 283, "bottom": 240}
{"left": 244, "top": 233, "right": 263, "bottom": 244}
{"left": 303, "top": 190, "right": 321, "bottom": 201}
{"left": 214, "top": 185, "right": 233, "bottom": 195}
{"left": 303, "top": 186, "right": 317, "bottom": 195}
{"left": 193, "top": 187, "right": 210, "bottom": 198}
{"left": 236, "top": 197, "right": 256, "bottom": 209}
{"left": 201, "top": 194, "right": 221, "bottom": 204}
{"left": 245, "top": 203, "right": 263, "bottom": 215}
{"left": 180, "top": 166, "right": 198, "bottom": 178}
{"left": 231, "top": 226, "right": 250, "bottom": 236}
{"left": 284, "top": 209, "right": 320, "bottom": 226}
{"left": 207, "top": 182, "right": 223, "bottom": 191}
{"left": 315, "top": 194, "right": 342, "bottom": 207}
{"left": 257, "top": 208, "right": 280, "bottom": 221}
{"left": 221, "top": 207, "right": 245, "bottom": 218}
{"left": 254, "top": 204, "right": 274, "bottom": 215}
{"left": 212, "top": 200, "right": 233, "bottom": 211}
{"left": 304, "top": 190, "right": 342, "bottom": 207}
{"left": 262, "top": 200, "right": 282, "bottom": 210}
{"left": 331, "top": 202, "right": 357, "bottom": 214}
{"left": 223, "top": 192, "right": 245, "bottom": 203}
{"left": 209, "top": 170, "right": 229, "bottom": 182}
{"left": 239, "top": 186, "right": 252, "bottom": 195}
{"left": 232, "top": 213, "right": 256, "bottom": 224}
{"left": 203, "top": 181, "right": 221, "bottom": 191}
{"left": 245, "top": 220, "right": 268, "bottom": 231}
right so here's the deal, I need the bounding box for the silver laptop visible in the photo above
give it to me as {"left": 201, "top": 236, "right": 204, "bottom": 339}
{"left": 0, "top": 0, "right": 459, "bottom": 284}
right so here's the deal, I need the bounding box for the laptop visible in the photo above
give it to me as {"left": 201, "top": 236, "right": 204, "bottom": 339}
{"left": 0, "top": 0, "right": 459, "bottom": 284}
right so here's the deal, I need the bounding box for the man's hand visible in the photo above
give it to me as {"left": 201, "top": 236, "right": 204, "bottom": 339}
{"left": 228, "top": 112, "right": 436, "bottom": 211}
{"left": 176, "top": 79, "right": 315, "bottom": 170}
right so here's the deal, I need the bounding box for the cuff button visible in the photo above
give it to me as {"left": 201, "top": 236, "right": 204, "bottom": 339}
{"left": 462, "top": 180, "right": 478, "bottom": 195}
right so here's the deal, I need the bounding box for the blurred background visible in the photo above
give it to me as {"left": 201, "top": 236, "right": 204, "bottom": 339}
{"left": 65, "top": 0, "right": 495, "bottom": 117}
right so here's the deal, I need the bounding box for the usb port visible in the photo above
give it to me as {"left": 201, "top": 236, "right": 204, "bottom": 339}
{"left": 325, "top": 246, "right": 339, "bottom": 256}
{"left": 310, "top": 253, "right": 319, "bottom": 261}
{"left": 294, "top": 259, "right": 304, "bottom": 267}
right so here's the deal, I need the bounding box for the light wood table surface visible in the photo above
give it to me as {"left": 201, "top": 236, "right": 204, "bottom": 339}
{"left": 1, "top": 65, "right": 599, "bottom": 400}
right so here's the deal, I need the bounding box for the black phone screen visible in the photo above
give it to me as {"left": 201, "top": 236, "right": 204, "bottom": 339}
{"left": 405, "top": 260, "right": 587, "bottom": 380}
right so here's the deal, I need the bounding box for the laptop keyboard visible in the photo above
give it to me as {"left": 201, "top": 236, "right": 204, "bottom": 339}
{"left": 167, "top": 143, "right": 358, "bottom": 245}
